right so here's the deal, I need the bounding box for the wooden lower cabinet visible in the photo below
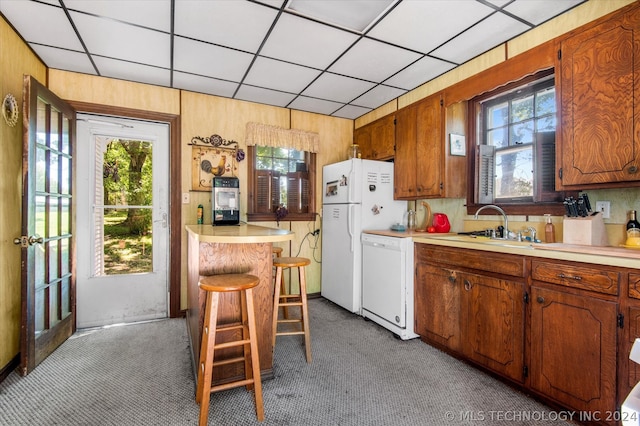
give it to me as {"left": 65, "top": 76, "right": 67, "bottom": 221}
{"left": 529, "top": 285, "right": 618, "bottom": 415}
{"left": 415, "top": 262, "right": 462, "bottom": 352}
{"left": 461, "top": 271, "right": 525, "bottom": 383}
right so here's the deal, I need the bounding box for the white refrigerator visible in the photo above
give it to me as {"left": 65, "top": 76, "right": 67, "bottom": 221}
{"left": 321, "top": 159, "right": 407, "bottom": 314}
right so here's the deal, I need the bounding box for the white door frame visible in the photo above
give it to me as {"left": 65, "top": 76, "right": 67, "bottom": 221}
{"left": 75, "top": 114, "right": 170, "bottom": 328}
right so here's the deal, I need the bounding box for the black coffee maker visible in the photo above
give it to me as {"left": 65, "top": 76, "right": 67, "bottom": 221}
{"left": 212, "top": 176, "right": 240, "bottom": 225}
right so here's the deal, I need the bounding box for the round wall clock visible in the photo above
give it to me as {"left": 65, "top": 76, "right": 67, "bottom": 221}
{"left": 2, "top": 94, "right": 19, "bottom": 127}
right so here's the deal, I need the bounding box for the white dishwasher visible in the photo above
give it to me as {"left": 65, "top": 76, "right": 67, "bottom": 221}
{"left": 361, "top": 233, "right": 418, "bottom": 340}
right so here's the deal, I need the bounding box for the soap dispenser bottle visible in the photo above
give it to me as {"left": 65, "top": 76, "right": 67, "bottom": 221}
{"left": 544, "top": 214, "right": 555, "bottom": 243}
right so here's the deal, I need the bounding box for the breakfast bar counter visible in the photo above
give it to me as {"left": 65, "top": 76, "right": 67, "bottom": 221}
{"left": 185, "top": 224, "right": 293, "bottom": 384}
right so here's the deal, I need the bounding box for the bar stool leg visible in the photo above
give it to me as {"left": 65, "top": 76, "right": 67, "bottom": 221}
{"left": 197, "top": 292, "right": 219, "bottom": 425}
{"left": 298, "top": 266, "right": 312, "bottom": 363}
{"left": 272, "top": 266, "right": 283, "bottom": 348}
{"left": 245, "top": 287, "right": 264, "bottom": 421}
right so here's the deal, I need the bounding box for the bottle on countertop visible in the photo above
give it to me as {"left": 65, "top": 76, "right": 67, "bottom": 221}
{"left": 544, "top": 214, "right": 555, "bottom": 243}
{"left": 197, "top": 204, "right": 204, "bottom": 224}
{"left": 627, "top": 210, "right": 640, "bottom": 239}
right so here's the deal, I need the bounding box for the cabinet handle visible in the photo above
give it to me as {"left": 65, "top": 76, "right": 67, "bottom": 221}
{"left": 464, "top": 279, "right": 472, "bottom": 291}
{"left": 629, "top": 165, "right": 638, "bottom": 174}
{"left": 448, "top": 275, "right": 456, "bottom": 284}
{"left": 536, "top": 296, "right": 545, "bottom": 304}
{"left": 557, "top": 273, "right": 582, "bottom": 281}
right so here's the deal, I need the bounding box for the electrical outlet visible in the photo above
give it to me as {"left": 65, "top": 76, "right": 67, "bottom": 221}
{"left": 595, "top": 201, "right": 611, "bottom": 219}
{"left": 312, "top": 229, "right": 320, "bottom": 236}
{"left": 182, "top": 192, "right": 190, "bottom": 204}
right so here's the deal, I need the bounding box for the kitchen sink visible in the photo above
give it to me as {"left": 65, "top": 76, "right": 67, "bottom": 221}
{"left": 426, "top": 234, "right": 534, "bottom": 249}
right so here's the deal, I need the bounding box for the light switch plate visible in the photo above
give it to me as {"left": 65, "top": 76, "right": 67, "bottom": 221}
{"left": 182, "top": 192, "right": 190, "bottom": 204}
{"left": 595, "top": 201, "right": 611, "bottom": 219}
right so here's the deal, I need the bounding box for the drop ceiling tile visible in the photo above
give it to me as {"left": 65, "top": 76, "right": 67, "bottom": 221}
{"left": 384, "top": 56, "right": 456, "bottom": 91}
{"left": 484, "top": 0, "right": 511, "bottom": 7}
{"left": 287, "top": 0, "right": 396, "bottom": 33}
{"left": 70, "top": 11, "right": 170, "bottom": 68}
{"left": 351, "top": 85, "right": 405, "bottom": 109}
{"left": 332, "top": 104, "right": 372, "bottom": 120}
{"left": 30, "top": 45, "right": 97, "bottom": 76}
{"left": 504, "top": 0, "right": 586, "bottom": 26}
{"left": 431, "top": 12, "right": 530, "bottom": 64}
{"left": 328, "top": 37, "right": 421, "bottom": 83}
{"left": 0, "top": 1, "right": 83, "bottom": 51}
{"left": 235, "top": 85, "right": 298, "bottom": 108}
{"left": 92, "top": 57, "right": 171, "bottom": 87}
{"left": 367, "top": 0, "right": 493, "bottom": 54}
{"left": 288, "top": 95, "right": 344, "bottom": 116}
{"left": 173, "top": 37, "right": 253, "bottom": 83}
{"left": 63, "top": 0, "right": 172, "bottom": 31}
{"left": 173, "top": 72, "right": 239, "bottom": 98}
{"left": 260, "top": 13, "right": 360, "bottom": 69}
{"left": 302, "top": 73, "right": 376, "bottom": 104}
{"left": 174, "top": 0, "right": 278, "bottom": 53}
{"left": 244, "top": 56, "right": 322, "bottom": 94}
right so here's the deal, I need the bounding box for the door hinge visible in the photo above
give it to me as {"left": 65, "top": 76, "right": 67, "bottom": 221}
{"left": 618, "top": 313, "right": 625, "bottom": 329}
{"left": 523, "top": 291, "right": 529, "bottom": 304}
{"left": 558, "top": 168, "right": 563, "bottom": 180}
{"left": 440, "top": 182, "right": 444, "bottom": 190}
{"left": 558, "top": 49, "right": 562, "bottom": 60}
{"left": 440, "top": 99, "right": 443, "bottom": 107}
{"left": 523, "top": 365, "right": 528, "bottom": 378}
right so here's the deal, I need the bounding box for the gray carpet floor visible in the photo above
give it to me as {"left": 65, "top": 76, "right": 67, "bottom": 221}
{"left": 0, "top": 298, "right": 572, "bottom": 425}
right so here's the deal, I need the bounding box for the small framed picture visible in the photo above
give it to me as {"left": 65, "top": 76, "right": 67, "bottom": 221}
{"left": 449, "top": 133, "right": 466, "bottom": 156}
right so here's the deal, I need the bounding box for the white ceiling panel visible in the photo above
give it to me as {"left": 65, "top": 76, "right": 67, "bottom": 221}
{"left": 431, "top": 12, "right": 530, "bottom": 64}
{"left": 174, "top": 0, "right": 278, "bottom": 53}
{"left": 0, "top": 0, "right": 587, "bottom": 119}
{"left": 260, "top": 13, "right": 360, "bottom": 69}
{"left": 0, "top": 2, "right": 83, "bottom": 50}
{"left": 329, "top": 37, "right": 422, "bottom": 82}
{"left": 92, "top": 57, "right": 171, "bottom": 88}
{"left": 384, "top": 56, "right": 456, "bottom": 91}
{"left": 243, "top": 56, "right": 321, "bottom": 93}
{"left": 30, "top": 45, "right": 97, "bottom": 76}
{"left": 64, "top": 0, "right": 172, "bottom": 31}
{"left": 504, "top": 0, "right": 585, "bottom": 26}
{"left": 173, "top": 37, "right": 253, "bottom": 82}
{"left": 288, "top": 95, "right": 344, "bottom": 116}
{"left": 173, "top": 72, "right": 239, "bottom": 98}
{"left": 333, "top": 104, "right": 373, "bottom": 120}
{"left": 302, "top": 73, "right": 376, "bottom": 104}
{"left": 367, "top": 0, "right": 493, "bottom": 54}
{"left": 351, "top": 85, "right": 406, "bottom": 109}
{"left": 70, "top": 11, "right": 171, "bottom": 68}
{"left": 235, "top": 85, "right": 298, "bottom": 108}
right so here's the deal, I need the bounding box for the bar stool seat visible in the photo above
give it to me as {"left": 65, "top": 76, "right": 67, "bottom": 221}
{"left": 272, "top": 257, "right": 312, "bottom": 363}
{"left": 196, "top": 273, "right": 264, "bottom": 425}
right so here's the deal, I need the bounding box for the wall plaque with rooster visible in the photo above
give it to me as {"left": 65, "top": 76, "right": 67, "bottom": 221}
{"left": 190, "top": 134, "right": 243, "bottom": 191}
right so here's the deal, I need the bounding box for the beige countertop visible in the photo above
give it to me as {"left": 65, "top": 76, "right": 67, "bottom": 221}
{"left": 363, "top": 229, "right": 640, "bottom": 269}
{"left": 186, "top": 223, "right": 294, "bottom": 243}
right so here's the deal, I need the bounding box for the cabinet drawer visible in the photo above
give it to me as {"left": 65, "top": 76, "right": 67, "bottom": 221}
{"left": 531, "top": 260, "right": 619, "bottom": 295}
{"left": 416, "top": 244, "right": 525, "bottom": 278}
{"left": 629, "top": 274, "right": 640, "bottom": 300}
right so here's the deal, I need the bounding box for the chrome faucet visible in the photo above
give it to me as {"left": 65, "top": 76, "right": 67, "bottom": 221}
{"left": 474, "top": 205, "right": 509, "bottom": 239}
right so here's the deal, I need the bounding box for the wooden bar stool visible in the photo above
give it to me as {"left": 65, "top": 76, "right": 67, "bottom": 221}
{"left": 272, "top": 257, "right": 312, "bottom": 363}
{"left": 196, "top": 274, "right": 264, "bottom": 425}
{"left": 271, "top": 246, "right": 289, "bottom": 319}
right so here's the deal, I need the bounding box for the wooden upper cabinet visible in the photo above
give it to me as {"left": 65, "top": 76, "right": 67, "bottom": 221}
{"left": 394, "top": 93, "right": 466, "bottom": 200}
{"left": 557, "top": 6, "right": 640, "bottom": 188}
{"left": 354, "top": 114, "right": 395, "bottom": 160}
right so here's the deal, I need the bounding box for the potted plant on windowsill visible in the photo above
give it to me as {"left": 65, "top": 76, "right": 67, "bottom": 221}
{"left": 275, "top": 205, "right": 288, "bottom": 226}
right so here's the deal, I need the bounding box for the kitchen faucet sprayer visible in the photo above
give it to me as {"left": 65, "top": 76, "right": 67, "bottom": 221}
{"left": 474, "top": 205, "right": 509, "bottom": 239}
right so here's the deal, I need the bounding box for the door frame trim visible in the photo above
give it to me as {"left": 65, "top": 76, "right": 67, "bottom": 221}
{"left": 68, "top": 101, "right": 182, "bottom": 318}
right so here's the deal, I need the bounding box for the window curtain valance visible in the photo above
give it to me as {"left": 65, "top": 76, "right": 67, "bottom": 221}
{"left": 245, "top": 122, "right": 320, "bottom": 153}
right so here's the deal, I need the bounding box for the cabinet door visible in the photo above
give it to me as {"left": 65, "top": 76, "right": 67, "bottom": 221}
{"left": 414, "top": 262, "right": 461, "bottom": 352}
{"left": 558, "top": 8, "right": 640, "bottom": 187}
{"left": 415, "top": 94, "right": 443, "bottom": 197}
{"left": 461, "top": 272, "right": 525, "bottom": 383}
{"left": 369, "top": 115, "right": 395, "bottom": 160}
{"left": 530, "top": 286, "right": 617, "bottom": 413}
{"left": 394, "top": 105, "right": 418, "bottom": 199}
{"left": 354, "top": 125, "right": 372, "bottom": 159}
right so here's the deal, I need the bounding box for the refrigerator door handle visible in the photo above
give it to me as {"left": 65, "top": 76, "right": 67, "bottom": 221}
{"left": 348, "top": 204, "right": 355, "bottom": 252}
{"left": 348, "top": 161, "right": 356, "bottom": 203}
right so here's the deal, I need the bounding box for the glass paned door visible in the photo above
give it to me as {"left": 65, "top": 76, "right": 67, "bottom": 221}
{"left": 20, "top": 76, "right": 75, "bottom": 375}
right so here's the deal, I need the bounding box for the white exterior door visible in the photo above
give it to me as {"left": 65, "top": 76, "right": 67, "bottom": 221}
{"left": 76, "top": 114, "right": 169, "bottom": 328}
